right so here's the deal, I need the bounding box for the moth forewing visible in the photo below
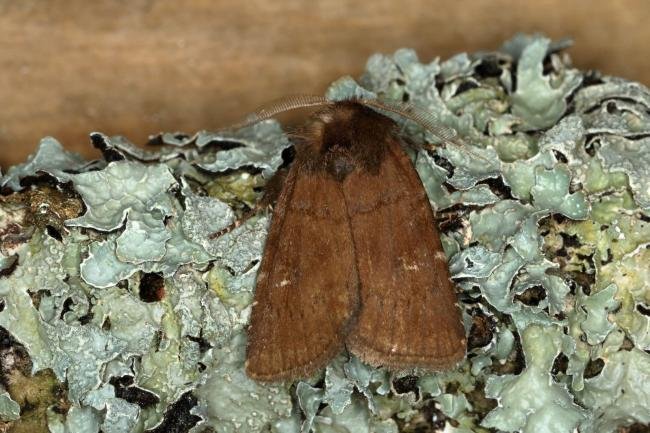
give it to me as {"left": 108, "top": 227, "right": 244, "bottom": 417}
{"left": 341, "top": 132, "right": 466, "bottom": 370}
{"left": 244, "top": 157, "right": 359, "bottom": 381}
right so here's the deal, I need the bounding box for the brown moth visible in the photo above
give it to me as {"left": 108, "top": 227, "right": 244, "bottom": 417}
{"left": 230, "top": 96, "right": 467, "bottom": 381}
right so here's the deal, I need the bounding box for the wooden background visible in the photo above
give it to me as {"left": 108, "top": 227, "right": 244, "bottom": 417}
{"left": 1, "top": 0, "right": 649, "bottom": 168}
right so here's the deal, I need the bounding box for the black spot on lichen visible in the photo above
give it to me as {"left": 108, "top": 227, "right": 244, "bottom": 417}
{"left": 0, "top": 327, "right": 20, "bottom": 355}
{"left": 514, "top": 285, "right": 547, "bottom": 307}
{"left": 637, "top": 303, "right": 650, "bottom": 317}
{"left": 152, "top": 329, "right": 163, "bottom": 352}
{"left": 91, "top": 133, "right": 126, "bottom": 162}
{"left": 475, "top": 56, "right": 505, "bottom": 78}
{"left": 59, "top": 297, "right": 74, "bottom": 320}
{"left": 432, "top": 154, "right": 455, "bottom": 178}
{"left": 27, "top": 289, "right": 51, "bottom": 310}
{"left": 101, "top": 317, "right": 111, "bottom": 331}
{"left": 584, "top": 358, "right": 605, "bottom": 379}
{"left": 552, "top": 149, "right": 569, "bottom": 164}
{"left": 110, "top": 375, "right": 159, "bottom": 408}
{"left": 77, "top": 309, "right": 94, "bottom": 325}
{"left": 605, "top": 101, "right": 619, "bottom": 114}
{"left": 584, "top": 136, "right": 599, "bottom": 157}
{"left": 0, "top": 255, "right": 18, "bottom": 277}
{"left": 187, "top": 334, "right": 212, "bottom": 353}
{"left": 581, "top": 70, "right": 604, "bottom": 86}
{"left": 435, "top": 208, "right": 466, "bottom": 233}
{"left": 454, "top": 80, "right": 479, "bottom": 95}
{"left": 561, "top": 232, "right": 581, "bottom": 251}
{"left": 45, "top": 225, "right": 63, "bottom": 241}
{"left": 478, "top": 176, "right": 514, "bottom": 200}
{"left": 145, "top": 392, "right": 201, "bottom": 433}
{"left": 393, "top": 375, "right": 420, "bottom": 396}
{"left": 468, "top": 308, "right": 495, "bottom": 350}
{"left": 139, "top": 272, "right": 165, "bottom": 302}
{"left": 551, "top": 353, "right": 569, "bottom": 380}
{"left": 601, "top": 248, "right": 613, "bottom": 266}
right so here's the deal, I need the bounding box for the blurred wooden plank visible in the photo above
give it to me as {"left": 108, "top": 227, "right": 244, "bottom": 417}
{"left": 1, "top": 0, "right": 649, "bottom": 167}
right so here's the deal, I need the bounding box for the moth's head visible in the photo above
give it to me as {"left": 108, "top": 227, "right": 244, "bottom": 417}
{"left": 225, "top": 94, "right": 462, "bottom": 178}
{"left": 303, "top": 100, "right": 397, "bottom": 179}
{"left": 314, "top": 101, "right": 396, "bottom": 148}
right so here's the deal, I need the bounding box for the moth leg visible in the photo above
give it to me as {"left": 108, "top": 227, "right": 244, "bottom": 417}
{"left": 207, "top": 205, "right": 269, "bottom": 239}
{"left": 259, "top": 167, "right": 289, "bottom": 207}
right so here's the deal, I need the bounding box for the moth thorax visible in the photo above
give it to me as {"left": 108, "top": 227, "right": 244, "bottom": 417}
{"left": 326, "top": 148, "right": 356, "bottom": 181}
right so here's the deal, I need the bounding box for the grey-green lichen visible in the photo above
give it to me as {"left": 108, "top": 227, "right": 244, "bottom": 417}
{"left": 0, "top": 33, "right": 649, "bottom": 433}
